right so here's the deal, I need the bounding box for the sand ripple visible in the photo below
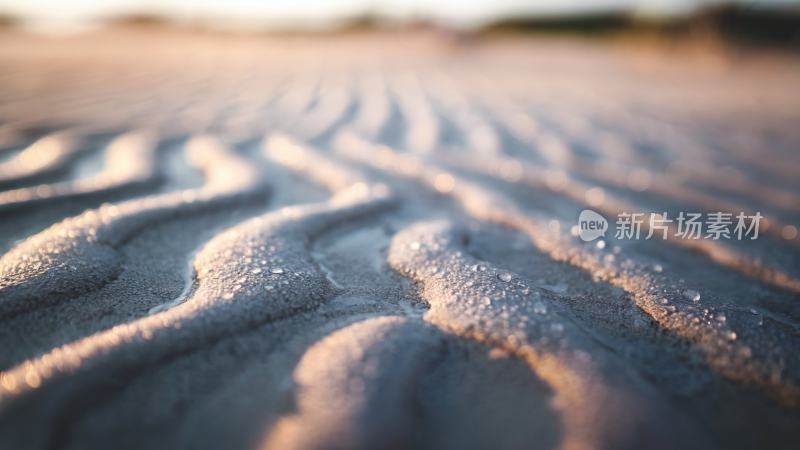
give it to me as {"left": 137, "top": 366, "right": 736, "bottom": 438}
{"left": 0, "top": 31, "right": 798, "bottom": 450}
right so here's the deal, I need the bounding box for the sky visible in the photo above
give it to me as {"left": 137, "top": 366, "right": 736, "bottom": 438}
{"left": 0, "top": 0, "right": 795, "bottom": 29}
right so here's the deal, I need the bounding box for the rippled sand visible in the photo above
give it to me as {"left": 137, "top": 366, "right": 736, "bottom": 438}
{"left": 0, "top": 28, "right": 799, "bottom": 450}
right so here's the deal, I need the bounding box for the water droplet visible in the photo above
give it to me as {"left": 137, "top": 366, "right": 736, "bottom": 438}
{"left": 533, "top": 301, "right": 547, "bottom": 314}
{"left": 683, "top": 289, "right": 701, "bottom": 303}
{"left": 471, "top": 264, "right": 486, "bottom": 272}
{"left": 270, "top": 267, "right": 284, "bottom": 274}
{"left": 596, "top": 239, "right": 606, "bottom": 250}
{"left": 265, "top": 285, "right": 274, "bottom": 291}
{"left": 251, "top": 268, "right": 262, "bottom": 274}
{"left": 497, "top": 272, "right": 513, "bottom": 283}
{"left": 653, "top": 264, "right": 663, "bottom": 273}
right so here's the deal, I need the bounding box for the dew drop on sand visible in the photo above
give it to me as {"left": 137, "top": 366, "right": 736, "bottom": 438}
{"left": 748, "top": 308, "right": 764, "bottom": 325}
{"left": 270, "top": 267, "right": 284, "bottom": 274}
{"left": 472, "top": 264, "right": 486, "bottom": 272}
{"left": 251, "top": 268, "right": 262, "bottom": 274}
{"left": 684, "top": 289, "right": 701, "bottom": 302}
{"left": 497, "top": 272, "right": 513, "bottom": 282}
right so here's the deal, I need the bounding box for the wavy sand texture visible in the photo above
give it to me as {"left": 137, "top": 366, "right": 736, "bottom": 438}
{"left": 0, "top": 30, "right": 799, "bottom": 450}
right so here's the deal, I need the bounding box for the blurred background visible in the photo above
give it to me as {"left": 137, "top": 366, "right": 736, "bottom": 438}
{"left": 0, "top": 0, "right": 798, "bottom": 44}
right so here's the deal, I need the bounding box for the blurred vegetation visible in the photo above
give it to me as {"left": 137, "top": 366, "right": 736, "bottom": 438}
{"left": 0, "top": 14, "right": 19, "bottom": 28}
{"left": 105, "top": 13, "right": 172, "bottom": 28}
{"left": 479, "top": 3, "right": 800, "bottom": 49}
{"left": 480, "top": 11, "right": 633, "bottom": 36}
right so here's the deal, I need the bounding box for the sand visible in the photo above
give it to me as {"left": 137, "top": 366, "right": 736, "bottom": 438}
{"left": 0, "top": 29, "right": 799, "bottom": 450}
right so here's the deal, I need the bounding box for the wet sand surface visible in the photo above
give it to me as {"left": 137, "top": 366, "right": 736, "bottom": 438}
{"left": 0, "top": 29, "right": 799, "bottom": 450}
